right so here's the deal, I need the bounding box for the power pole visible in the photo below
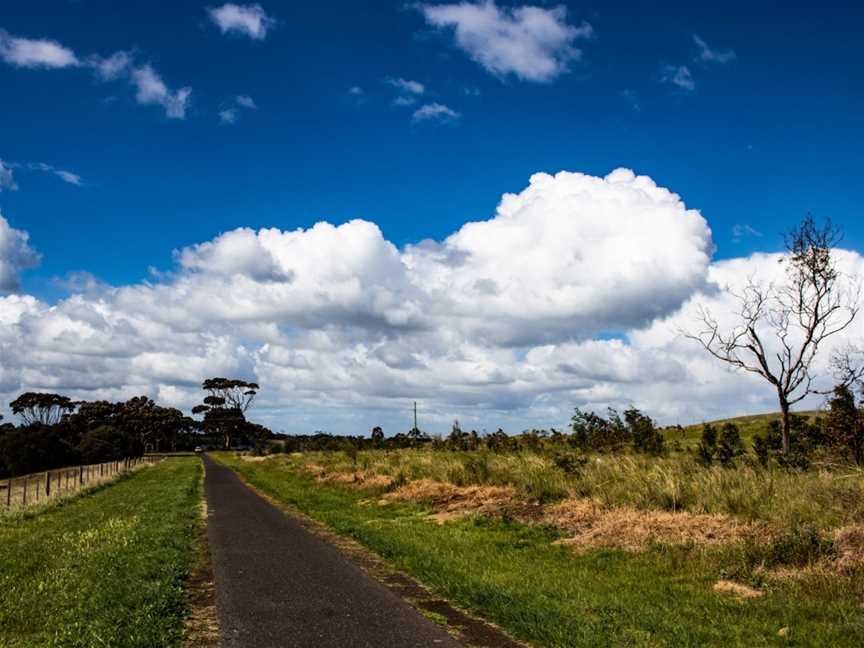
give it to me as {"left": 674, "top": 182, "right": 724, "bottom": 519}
{"left": 413, "top": 401, "right": 418, "bottom": 431}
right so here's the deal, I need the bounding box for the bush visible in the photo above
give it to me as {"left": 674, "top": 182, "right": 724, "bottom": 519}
{"left": 697, "top": 423, "right": 718, "bottom": 466}
{"left": 768, "top": 525, "right": 836, "bottom": 567}
{"left": 625, "top": 408, "right": 665, "bottom": 455}
{"left": 752, "top": 434, "right": 770, "bottom": 467}
{"left": 716, "top": 423, "right": 744, "bottom": 467}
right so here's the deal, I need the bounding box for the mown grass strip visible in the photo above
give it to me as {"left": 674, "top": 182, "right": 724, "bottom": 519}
{"left": 0, "top": 457, "right": 202, "bottom": 648}
{"left": 215, "top": 453, "right": 864, "bottom": 648}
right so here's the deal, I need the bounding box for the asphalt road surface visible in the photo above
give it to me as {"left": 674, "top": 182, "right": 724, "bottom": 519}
{"left": 202, "top": 455, "right": 463, "bottom": 648}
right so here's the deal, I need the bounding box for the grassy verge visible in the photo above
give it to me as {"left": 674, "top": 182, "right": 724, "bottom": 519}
{"left": 0, "top": 457, "right": 202, "bottom": 648}
{"left": 215, "top": 452, "right": 864, "bottom": 648}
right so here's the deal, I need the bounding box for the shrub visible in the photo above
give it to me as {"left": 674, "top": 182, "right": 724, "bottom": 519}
{"left": 698, "top": 423, "right": 718, "bottom": 466}
{"left": 752, "top": 434, "right": 770, "bottom": 467}
{"left": 625, "top": 408, "right": 665, "bottom": 455}
{"left": 767, "top": 524, "right": 836, "bottom": 567}
{"left": 716, "top": 423, "right": 744, "bottom": 467}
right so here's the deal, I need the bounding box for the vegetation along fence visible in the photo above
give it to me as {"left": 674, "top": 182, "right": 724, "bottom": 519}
{"left": 0, "top": 456, "right": 161, "bottom": 510}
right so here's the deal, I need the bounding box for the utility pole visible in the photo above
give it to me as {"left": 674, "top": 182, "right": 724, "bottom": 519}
{"left": 413, "top": 401, "right": 418, "bottom": 432}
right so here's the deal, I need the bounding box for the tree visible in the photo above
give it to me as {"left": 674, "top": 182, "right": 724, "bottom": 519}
{"left": 825, "top": 384, "right": 863, "bottom": 464}
{"left": 371, "top": 426, "right": 384, "bottom": 447}
{"left": 687, "top": 215, "right": 859, "bottom": 454}
{"left": 193, "top": 378, "right": 260, "bottom": 449}
{"left": 624, "top": 407, "right": 665, "bottom": 455}
{"left": 202, "top": 378, "right": 259, "bottom": 413}
{"left": 716, "top": 422, "right": 744, "bottom": 467}
{"left": 10, "top": 392, "right": 76, "bottom": 426}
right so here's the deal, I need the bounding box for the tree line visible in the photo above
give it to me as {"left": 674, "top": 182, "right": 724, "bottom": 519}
{"left": 0, "top": 378, "right": 271, "bottom": 478}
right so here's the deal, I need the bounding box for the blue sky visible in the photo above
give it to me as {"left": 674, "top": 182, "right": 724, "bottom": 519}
{"left": 2, "top": 0, "right": 862, "bottom": 300}
{"left": 1, "top": 1, "right": 863, "bottom": 433}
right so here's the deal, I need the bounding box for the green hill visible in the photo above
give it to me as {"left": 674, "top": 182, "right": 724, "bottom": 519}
{"left": 665, "top": 410, "right": 822, "bottom": 445}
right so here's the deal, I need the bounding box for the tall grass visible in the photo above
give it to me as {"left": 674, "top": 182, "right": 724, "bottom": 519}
{"left": 284, "top": 448, "right": 864, "bottom": 532}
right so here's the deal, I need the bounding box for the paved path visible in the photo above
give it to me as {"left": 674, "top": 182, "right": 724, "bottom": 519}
{"left": 202, "top": 455, "right": 462, "bottom": 648}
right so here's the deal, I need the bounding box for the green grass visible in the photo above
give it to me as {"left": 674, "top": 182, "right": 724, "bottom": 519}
{"left": 215, "top": 452, "right": 864, "bottom": 648}
{"left": 674, "top": 410, "right": 821, "bottom": 445}
{"left": 0, "top": 458, "right": 202, "bottom": 648}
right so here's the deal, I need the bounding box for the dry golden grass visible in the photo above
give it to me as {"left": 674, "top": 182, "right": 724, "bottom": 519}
{"left": 383, "top": 478, "right": 517, "bottom": 523}
{"left": 304, "top": 463, "right": 392, "bottom": 488}
{"left": 713, "top": 580, "right": 765, "bottom": 599}
{"left": 545, "top": 498, "right": 764, "bottom": 552}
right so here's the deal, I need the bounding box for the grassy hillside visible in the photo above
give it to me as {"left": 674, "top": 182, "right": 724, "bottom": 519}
{"left": 215, "top": 451, "right": 864, "bottom": 647}
{"left": 0, "top": 458, "right": 202, "bottom": 648}
{"left": 669, "top": 410, "right": 822, "bottom": 446}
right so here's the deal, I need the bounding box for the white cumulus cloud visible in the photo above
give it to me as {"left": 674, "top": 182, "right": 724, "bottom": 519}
{"left": 1, "top": 170, "right": 861, "bottom": 436}
{"left": 0, "top": 29, "right": 79, "bottom": 69}
{"left": 0, "top": 213, "right": 40, "bottom": 293}
{"left": 208, "top": 3, "right": 276, "bottom": 40}
{"left": 417, "top": 2, "right": 593, "bottom": 82}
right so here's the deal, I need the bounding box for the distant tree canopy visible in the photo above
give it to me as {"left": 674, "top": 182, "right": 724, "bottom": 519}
{"left": 10, "top": 392, "right": 76, "bottom": 426}
{"left": 192, "top": 378, "right": 263, "bottom": 449}
{"left": 0, "top": 382, "right": 272, "bottom": 478}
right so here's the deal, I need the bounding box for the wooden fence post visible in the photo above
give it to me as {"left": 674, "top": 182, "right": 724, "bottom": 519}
{"left": 22, "top": 476, "right": 27, "bottom": 506}
{"left": 5, "top": 480, "right": 10, "bottom": 508}
{"left": 45, "top": 471, "right": 51, "bottom": 498}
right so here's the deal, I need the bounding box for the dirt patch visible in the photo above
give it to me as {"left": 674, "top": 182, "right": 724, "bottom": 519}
{"left": 383, "top": 479, "right": 516, "bottom": 522}
{"left": 545, "top": 498, "right": 761, "bottom": 552}
{"left": 713, "top": 580, "right": 765, "bottom": 599}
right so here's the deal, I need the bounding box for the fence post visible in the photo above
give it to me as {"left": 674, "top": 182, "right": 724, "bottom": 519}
{"left": 45, "top": 471, "right": 51, "bottom": 498}
{"left": 22, "top": 476, "right": 27, "bottom": 506}
{"left": 5, "top": 480, "right": 10, "bottom": 508}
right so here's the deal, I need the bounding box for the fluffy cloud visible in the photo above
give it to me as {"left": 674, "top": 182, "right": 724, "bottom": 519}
{"left": 90, "top": 50, "right": 133, "bottom": 81}
{"left": 207, "top": 3, "right": 276, "bottom": 40}
{"left": 1, "top": 169, "right": 860, "bottom": 435}
{"left": 403, "top": 168, "right": 711, "bottom": 344}
{"left": 0, "top": 213, "right": 40, "bottom": 293}
{"left": 130, "top": 65, "right": 191, "bottom": 120}
{"left": 0, "top": 30, "right": 190, "bottom": 120}
{"left": 417, "top": 2, "right": 593, "bottom": 82}
{"left": 0, "top": 29, "right": 79, "bottom": 68}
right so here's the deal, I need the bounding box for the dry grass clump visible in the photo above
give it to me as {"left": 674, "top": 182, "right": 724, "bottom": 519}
{"left": 546, "top": 498, "right": 763, "bottom": 552}
{"left": 383, "top": 479, "right": 517, "bottom": 522}
{"left": 712, "top": 580, "right": 764, "bottom": 599}
{"left": 833, "top": 525, "right": 864, "bottom": 573}
{"left": 303, "top": 463, "right": 393, "bottom": 489}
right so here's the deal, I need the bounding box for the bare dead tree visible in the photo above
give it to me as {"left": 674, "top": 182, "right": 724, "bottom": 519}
{"left": 829, "top": 344, "right": 864, "bottom": 390}
{"left": 686, "top": 215, "right": 859, "bottom": 453}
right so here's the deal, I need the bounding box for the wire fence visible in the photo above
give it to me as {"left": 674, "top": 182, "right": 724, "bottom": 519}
{"left": 0, "top": 456, "right": 161, "bottom": 511}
